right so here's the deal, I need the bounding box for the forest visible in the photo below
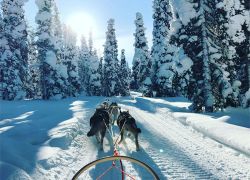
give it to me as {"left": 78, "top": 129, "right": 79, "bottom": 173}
{"left": 0, "top": 0, "right": 249, "bottom": 112}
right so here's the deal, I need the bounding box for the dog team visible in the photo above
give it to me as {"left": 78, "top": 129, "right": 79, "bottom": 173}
{"left": 87, "top": 100, "right": 141, "bottom": 151}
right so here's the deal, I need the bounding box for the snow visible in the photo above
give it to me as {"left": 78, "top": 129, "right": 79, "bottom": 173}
{"left": 227, "top": 14, "right": 247, "bottom": 43}
{"left": 57, "top": 64, "right": 68, "bottom": 79}
{"left": 1, "top": 93, "right": 250, "bottom": 179}
{"left": 243, "top": 89, "right": 250, "bottom": 107}
{"left": 45, "top": 51, "right": 57, "bottom": 68}
{"left": 174, "top": 111, "right": 250, "bottom": 155}
{"left": 170, "top": 0, "right": 197, "bottom": 26}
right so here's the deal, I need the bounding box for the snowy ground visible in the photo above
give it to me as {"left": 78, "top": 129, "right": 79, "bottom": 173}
{"left": 0, "top": 93, "right": 250, "bottom": 179}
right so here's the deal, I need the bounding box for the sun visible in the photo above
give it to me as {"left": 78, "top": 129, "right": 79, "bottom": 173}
{"left": 66, "top": 12, "right": 97, "bottom": 40}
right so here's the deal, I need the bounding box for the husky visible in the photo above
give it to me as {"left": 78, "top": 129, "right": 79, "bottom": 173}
{"left": 87, "top": 108, "right": 110, "bottom": 150}
{"left": 108, "top": 102, "right": 120, "bottom": 125}
{"left": 101, "top": 101, "right": 109, "bottom": 110}
{"left": 117, "top": 111, "right": 141, "bottom": 151}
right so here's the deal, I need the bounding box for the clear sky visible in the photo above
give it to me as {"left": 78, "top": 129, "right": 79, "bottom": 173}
{"left": 24, "top": 0, "right": 153, "bottom": 65}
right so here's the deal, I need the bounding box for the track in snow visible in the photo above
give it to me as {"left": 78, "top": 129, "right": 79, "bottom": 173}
{"left": 116, "top": 96, "right": 250, "bottom": 179}
{"left": 31, "top": 96, "right": 250, "bottom": 179}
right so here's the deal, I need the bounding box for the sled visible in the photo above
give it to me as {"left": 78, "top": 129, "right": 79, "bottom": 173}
{"left": 72, "top": 150, "right": 160, "bottom": 180}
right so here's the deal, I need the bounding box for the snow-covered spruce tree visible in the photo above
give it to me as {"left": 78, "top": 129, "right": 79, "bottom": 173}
{"left": 189, "top": 0, "right": 214, "bottom": 112}
{"left": 1, "top": 0, "right": 28, "bottom": 100}
{"left": 26, "top": 28, "right": 42, "bottom": 99}
{"left": 36, "top": 0, "right": 67, "bottom": 99}
{"left": 206, "top": 0, "right": 241, "bottom": 109}
{"left": 131, "top": 53, "right": 140, "bottom": 90}
{"left": 151, "top": 0, "right": 176, "bottom": 97}
{"left": 0, "top": 12, "right": 6, "bottom": 100}
{"left": 78, "top": 36, "right": 90, "bottom": 91}
{"left": 88, "top": 31, "right": 93, "bottom": 55}
{"left": 167, "top": 0, "right": 210, "bottom": 111}
{"left": 98, "top": 57, "right": 104, "bottom": 89}
{"left": 167, "top": 4, "right": 193, "bottom": 98}
{"left": 132, "top": 12, "right": 152, "bottom": 93}
{"left": 171, "top": 47, "right": 193, "bottom": 97}
{"left": 62, "top": 25, "right": 81, "bottom": 97}
{"left": 126, "top": 62, "right": 132, "bottom": 88}
{"left": 87, "top": 50, "right": 102, "bottom": 96}
{"left": 169, "top": 1, "right": 201, "bottom": 102}
{"left": 52, "top": 0, "right": 63, "bottom": 63}
{"left": 119, "top": 49, "right": 130, "bottom": 96}
{"left": 225, "top": 0, "right": 250, "bottom": 107}
{"left": 103, "top": 19, "right": 120, "bottom": 97}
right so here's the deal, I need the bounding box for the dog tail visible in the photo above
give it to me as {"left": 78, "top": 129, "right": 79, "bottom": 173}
{"left": 87, "top": 126, "right": 98, "bottom": 137}
{"left": 137, "top": 128, "right": 141, "bottom": 133}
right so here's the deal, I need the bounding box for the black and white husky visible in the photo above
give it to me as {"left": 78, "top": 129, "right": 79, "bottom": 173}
{"left": 117, "top": 111, "right": 141, "bottom": 151}
{"left": 108, "top": 102, "right": 120, "bottom": 125}
{"left": 87, "top": 108, "right": 110, "bottom": 150}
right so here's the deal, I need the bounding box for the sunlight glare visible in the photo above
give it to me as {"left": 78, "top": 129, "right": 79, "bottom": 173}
{"left": 66, "top": 12, "right": 97, "bottom": 42}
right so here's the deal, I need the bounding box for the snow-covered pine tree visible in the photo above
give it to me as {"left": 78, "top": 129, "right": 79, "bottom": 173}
{"left": 78, "top": 36, "right": 90, "bottom": 91}
{"left": 36, "top": 0, "right": 67, "bottom": 99}
{"left": 0, "top": 12, "right": 6, "bottom": 99}
{"left": 206, "top": 0, "right": 241, "bottom": 109}
{"left": 169, "top": 1, "right": 201, "bottom": 102}
{"left": 119, "top": 49, "right": 130, "bottom": 96}
{"left": 171, "top": 47, "right": 193, "bottom": 97}
{"left": 168, "top": 3, "right": 193, "bottom": 98}
{"left": 52, "top": 0, "right": 63, "bottom": 63}
{"left": 131, "top": 53, "right": 140, "bottom": 90}
{"left": 103, "top": 19, "right": 120, "bottom": 97}
{"left": 98, "top": 57, "right": 104, "bottom": 89}
{"left": 126, "top": 62, "right": 132, "bottom": 88}
{"left": 1, "top": 0, "right": 28, "bottom": 100}
{"left": 151, "top": 0, "right": 176, "bottom": 97}
{"left": 225, "top": 0, "right": 250, "bottom": 107}
{"left": 189, "top": 0, "right": 213, "bottom": 112}
{"left": 132, "top": 12, "right": 151, "bottom": 93}
{"left": 88, "top": 31, "right": 93, "bottom": 55}
{"left": 62, "top": 25, "right": 81, "bottom": 97}
{"left": 26, "top": 28, "right": 42, "bottom": 99}
{"left": 87, "top": 50, "right": 102, "bottom": 96}
{"left": 167, "top": 0, "right": 213, "bottom": 111}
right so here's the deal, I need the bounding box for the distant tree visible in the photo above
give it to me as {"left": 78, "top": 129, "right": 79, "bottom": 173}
{"left": 78, "top": 36, "right": 90, "bottom": 91}
{"left": 1, "top": 0, "right": 28, "bottom": 100}
{"left": 88, "top": 31, "right": 93, "bottom": 55}
{"left": 132, "top": 12, "right": 151, "bottom": 92}
{"left": 52, "top": 0, "right": 63, "bottom": 63}
{"left": 119, "top": 49, "right": 130, "bottom": 96}
{"left": 62, "top": 25, "right": 81, "bottom": 97}
{"left": 88, "top": 50, "right": 102, "bottom": 96}
{"left": 98, "top": 57, "right": 104, "bottom": 89}
{"left": 26, "top": 29, "right": 42, "bottom": 99}
{"left": 103, "top": 19, "right": 120, "bottom": 96}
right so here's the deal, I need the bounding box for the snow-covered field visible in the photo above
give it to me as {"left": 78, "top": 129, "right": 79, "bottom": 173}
{"left": 1, "top": 92, "right": 250, "bottom": 179}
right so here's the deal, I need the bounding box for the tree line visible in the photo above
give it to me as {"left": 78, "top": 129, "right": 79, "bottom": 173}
{"left": 131, "top": 0, "right": 250, "bottom": 112}
{"left": 0, "top": 0, "right": 131, "bottom": 100}
{"left": 0, "top": 0, "right": 249, "bottom": 112}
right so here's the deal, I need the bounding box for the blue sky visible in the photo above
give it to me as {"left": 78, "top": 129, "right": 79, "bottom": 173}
{"left": 24, "top": 0, "right": 153, "bottom": 65}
